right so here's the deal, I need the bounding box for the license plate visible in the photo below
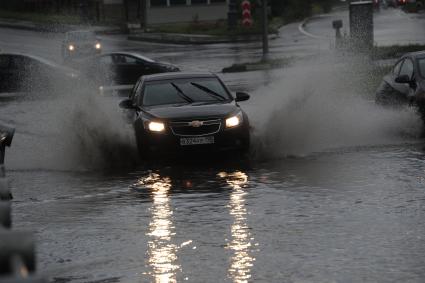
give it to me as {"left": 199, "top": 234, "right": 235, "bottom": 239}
{"left": 180, "top": 136, "right": 214, "bottom": 146}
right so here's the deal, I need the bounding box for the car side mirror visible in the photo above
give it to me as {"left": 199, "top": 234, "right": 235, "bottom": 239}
{"left": 0, "top": 124, "right": 15, "bottom": 148}
{"left": 395, "top": 74, "right": 412, "bottom": 84}
{"left": 119, "top": 99, "right": 136, "bottom": 110}
{"left": 235, "top": 92, "right": 250, "bottom": 102}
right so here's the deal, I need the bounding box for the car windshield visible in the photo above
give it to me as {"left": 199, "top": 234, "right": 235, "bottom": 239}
{"left": 67, "top": 31, "right": 96, "bottom": 41}
{"left": 419, "top": 58, "right": 425, "bottom": 78}
{"left": 143, "top": 78, "right": 231, "bottom": 106}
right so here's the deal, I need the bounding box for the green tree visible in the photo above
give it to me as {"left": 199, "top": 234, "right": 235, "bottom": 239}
{"left": 270, "top": 0, "right": 312, "bottom": 21}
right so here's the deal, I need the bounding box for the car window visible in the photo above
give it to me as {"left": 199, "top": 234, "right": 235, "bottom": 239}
{"left": 399, "top": 58, "right": 414, "bottom": 79}
{"left": 67, "top": 31, "right": 96, "bottom": 41}
{"left": 418, "top": 58, "right": 425, "bottom": 78}
{"left": 130, "top": 81, "right": 141, "bottom": 100}
{"left": 143, "top": 83, "right": 189, "bottom": 106}
{"left": 111, "top": 55, "right": 131, "bottom": 64}
{"left": 134, "top": 81, "right": 144, "bottom": 104}
{"left": 393, "top": 60, "right": 403, "bottom": 76}
{"left": 177, "top": 79, "right": 229, "bottom": 102}
{"left": 110, "top": 54, "right": 143, "bottom": 65}
{"left": 0, "top": 55, "right": 10, "bottom": 68}
{"left": 123, "top": 55, "right": 144, "bottom": 65}
{"left": 142, "top": 78, "right": 231, "bottom": 106}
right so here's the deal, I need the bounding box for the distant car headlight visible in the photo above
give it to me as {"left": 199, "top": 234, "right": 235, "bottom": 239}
{"left": 68, "top": 44, "right": 75, "bottom": 51}
{"left": 148, "top": 121, "right": 165, "bottom": 132}
{"left": 226, "top": 111, "right": 243, "bottom": 128}
{"left": 95, "top": 43, "right": 102, "bottom": 50}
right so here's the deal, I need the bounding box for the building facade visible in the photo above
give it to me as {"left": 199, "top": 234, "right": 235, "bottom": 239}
{"left": 103, "top": 0, "right": 229, "bottom": 25}
{"left": 0, "top": 0, "right": 230, "bottom": 26}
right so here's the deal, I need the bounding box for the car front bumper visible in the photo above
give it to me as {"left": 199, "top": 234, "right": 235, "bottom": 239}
{"left": 136, "top": 124, "right": 250, "bottom": 156}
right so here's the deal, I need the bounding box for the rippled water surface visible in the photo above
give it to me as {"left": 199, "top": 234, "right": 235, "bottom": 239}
{"left": 7, "top": 144, "right": 425, "bottom": 282}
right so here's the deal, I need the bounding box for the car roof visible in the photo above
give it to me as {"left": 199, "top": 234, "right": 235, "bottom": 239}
{"left": 66, "top": 30, "right": 95, "bottom": 36}
{"left": 0, "top": 52, "right": 77, "bottom": 72}
{"left": 99, "top": 51, "right": 155, "bottom": 63}
{"left": 65, "top": 30, "right": 97, "bottom": 41}
{"left": 404, "top": 50, "right": 425, "bottom": 59}
{"left": 142, "top": 72, "right": 217, "bottom": 82}
{"left": 0, "top": 52, "right": 60, "bottom": 67}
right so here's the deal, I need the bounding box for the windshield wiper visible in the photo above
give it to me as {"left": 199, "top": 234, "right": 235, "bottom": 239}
{"left": 190, "top": 82, "right": 226, "bottom": 101}
{"left": 171, "top": 83, "right": 193, "bottom": 103}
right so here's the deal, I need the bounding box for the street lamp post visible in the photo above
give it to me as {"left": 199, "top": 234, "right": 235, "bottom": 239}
{"left": 228, "top": 0, "right": 238, "bottom": 30}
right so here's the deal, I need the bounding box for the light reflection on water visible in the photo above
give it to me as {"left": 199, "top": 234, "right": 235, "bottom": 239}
{"left": 137, "top": 173, "right": 180, "bottom": 283}
{"left": 220, "top": 171, "right": 255, "bottom": 283}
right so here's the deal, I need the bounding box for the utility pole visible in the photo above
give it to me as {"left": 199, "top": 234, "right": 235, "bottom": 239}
{"left": 262, "top": 0, "right": 269, "bottom": 60}
{"left": 228, "top": 0, "right": 238, "bottom": 30}
{"left": 140, "top": 0, "right": 147, "bottom": 29}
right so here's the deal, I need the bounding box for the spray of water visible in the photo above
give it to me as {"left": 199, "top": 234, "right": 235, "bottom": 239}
{"left": 1, "top": 69, "right": 138, "bottom": 171}
{"left": 61, "top": 85, "right": 139, "bottom": 170}
{"left": 1, "top": 51, "right": 422, "bottom": 170}
{"left": 246, "top": 54, "right": 422, "bottom": 159}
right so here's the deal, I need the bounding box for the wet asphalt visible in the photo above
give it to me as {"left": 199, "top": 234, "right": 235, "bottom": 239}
{"left": 1, "top": 7, "right": 425, "bottom": 283}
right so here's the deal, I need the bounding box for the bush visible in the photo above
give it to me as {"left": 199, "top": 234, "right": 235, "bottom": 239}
{"left": 270, "top": 0, "right": 338, "bottom": 21}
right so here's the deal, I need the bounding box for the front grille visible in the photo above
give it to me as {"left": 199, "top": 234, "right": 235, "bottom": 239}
{"left": 170, "top": 119, "right": 221, "bottom": 137}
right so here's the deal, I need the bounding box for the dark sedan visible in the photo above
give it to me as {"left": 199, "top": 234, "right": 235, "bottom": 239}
{"left": 82, "top": 52, "right": 180, "bottom": 87}
{"left": 375, "top": 51, "right": 425, "bottom": 119}
{"left": 119, "top": 72, "right": 250, "bottom": 157}
{"left": 0, "top": 53, "right": 78, "bottom": 94}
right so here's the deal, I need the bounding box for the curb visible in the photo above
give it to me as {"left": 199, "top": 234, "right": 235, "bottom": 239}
{"left": 0, "top": 20, "right": 122, "bottom": 35}
{"left": 0, "top": 21, "right": 50, "bottom": 32}
{"left": 298, "top": 15, "right": 332, "bottom": 40}
{"left": 128, "top": 33, "right": 278, "bottom": 45}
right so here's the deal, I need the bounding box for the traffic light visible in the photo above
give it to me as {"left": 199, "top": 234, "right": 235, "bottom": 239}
{"left": 241, "top": 0, "right": 253, "bottom": 27}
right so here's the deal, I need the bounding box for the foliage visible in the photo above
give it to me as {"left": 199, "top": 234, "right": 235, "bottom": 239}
{"left": 150, "top": 19, "right": 279, "bottom": 36}
{"left": 0, "top": 9, "right": 82, "bottom": 25}
{"left": 372, "top": 44, "right": 425, "bottom": 60}
{"left": 270, "top": 0, "right": 337, "bottom": 22}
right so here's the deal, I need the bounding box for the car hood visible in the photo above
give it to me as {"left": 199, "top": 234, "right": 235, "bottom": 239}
{"left": 145, "top": 103, "right": 238, "bottom": 120}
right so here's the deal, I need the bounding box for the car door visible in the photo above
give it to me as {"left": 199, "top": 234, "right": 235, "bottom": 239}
{"left": 376, "top": 59, "right": 408, "bottom": 105}
{"left": 109, "top": 54, "right": 129, "bottom": 85}
{"left": 0, "top": 55, "right": 13, "bottom": 92}
{"left": 10, "top": 56, "right": 48, "bottom": 92}
{"left": 113, "top": 55, "right": 152, "bottom": 85}
{"left": 9, "top": 55, "right": 30, "bottom": 92}
{"left": 96, "top": 55, "right": 116, "bottom": 86}
{"left": 126, "top": 55, "right": 153, "bottom": 83}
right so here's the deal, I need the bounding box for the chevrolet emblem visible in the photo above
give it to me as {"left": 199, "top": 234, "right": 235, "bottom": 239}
{"left": 189, "top": 120, "right": 203, "bottom": 127}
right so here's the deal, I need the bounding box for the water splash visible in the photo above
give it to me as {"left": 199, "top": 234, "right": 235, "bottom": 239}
{"left": 246, "top": 55, "right": 422, "bottom": 159}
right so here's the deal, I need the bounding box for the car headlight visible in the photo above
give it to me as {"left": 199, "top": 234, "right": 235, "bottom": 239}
{"left": 226, "top": 111, "right": 243, "bottom": 128}
{"left": 148, "top": 121, "right": 165, "bottom": 132}
{"left": 68, "top": 44, "right": 75, "bottom": 51}
{"left": 95, "top": 43, "right": 101, "bottom": 50}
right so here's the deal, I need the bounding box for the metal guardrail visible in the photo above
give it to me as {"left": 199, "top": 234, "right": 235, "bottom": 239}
{"left": 0, "top": 124, "right": 48, "bottom": 283}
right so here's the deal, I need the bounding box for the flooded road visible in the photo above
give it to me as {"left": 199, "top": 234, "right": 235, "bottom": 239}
{"left": 7, "top": 145, "right": 425, "bottom": 282}
{"left": 4, "top": 57, "right": 425, "bottom": 282}
{"left": 2, "top": 7, "right": 425, "bottom": 282}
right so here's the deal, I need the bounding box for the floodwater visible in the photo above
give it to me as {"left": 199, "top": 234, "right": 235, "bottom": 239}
{"left": 1, "top": 9, "right": 425, "bottom": 281}
{"left": 2, "top": 56, "right": 425, "bottom": 283}
{"left": 7, "top": 145, "right": 425, "bottom": 283}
